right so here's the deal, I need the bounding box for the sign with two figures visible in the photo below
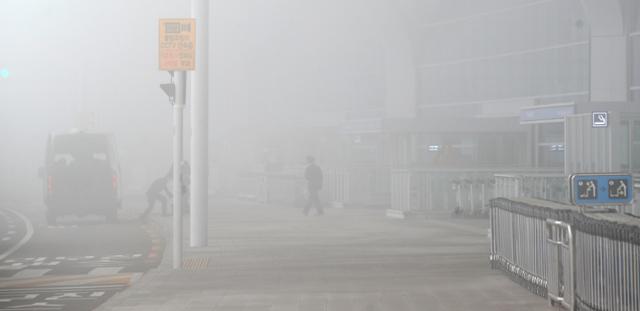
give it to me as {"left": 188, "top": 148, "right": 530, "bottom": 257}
{"left": 570, "top": 173, "right": 633, "bottom": 206}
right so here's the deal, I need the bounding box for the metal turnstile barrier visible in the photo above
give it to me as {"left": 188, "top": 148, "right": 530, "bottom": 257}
{"left": 546, "top": 220, "right": 574, "bottom": 310}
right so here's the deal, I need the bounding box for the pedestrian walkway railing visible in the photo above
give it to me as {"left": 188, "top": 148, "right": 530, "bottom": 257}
{"left": 231, "top": 168, "right": 389, "bottom": 208}
{"left": 546, "top": 219, "right": 574, "bottom": 310}
{"left": 391, "top": 168, "right": 497, "bottom": 214}
{"left": 390, "top": 168, "right": 561, "bottom": 215}
{"left": 324, "top": 169, "right": 350, "bottom": 207}
{"left": 490, "top": 197, "right": 640, "bottom": 311}
{"left": 495, "top": 173, "right": 568, "bottom": 203}
{"left": 232, "top": 171, "right": 303, "bottom": 205}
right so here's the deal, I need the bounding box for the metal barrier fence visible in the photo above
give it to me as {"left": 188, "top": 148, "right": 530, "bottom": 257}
{"left": 231, "top": 171, "right": 303, "bottom": 205}
{"left": 230, "top": 168, "right": 382, "bottom": 208}
{"left": 494, "top": 173, "right": 568, "bottom": 203}
{"left": 390, "top": 168, "right": 562, "bottom": 215}
{"left": 490, "top": 197, "right": 640, "bottom": 311}
{"left": 546, "top": 219, "right": 574, "bottom": 309}
{"left": 324, "top": 169, "right": 349, "bottom": 207}
{"left": 390, "top": 169, "right": 498, "bottom": 214}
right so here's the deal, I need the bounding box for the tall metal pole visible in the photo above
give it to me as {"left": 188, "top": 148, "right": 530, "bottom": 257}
{"left": 173, "top": 71, "right": 186, "bottom": 269}
{"left": 190, "top": 0, "right": 209, "bottom": 247}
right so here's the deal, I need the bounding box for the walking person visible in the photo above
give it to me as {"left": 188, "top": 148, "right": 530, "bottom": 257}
{"left": 140, "top": 175, "right": 172, "bottom": 220}
{"left": 303, "top": 156, "right": 324, "bottom": 216}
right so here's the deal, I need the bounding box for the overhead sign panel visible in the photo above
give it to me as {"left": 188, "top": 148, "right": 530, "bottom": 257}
{"left": 159, "top": 19, "right": 196, "bottom": 71}
{"left": 570, "top": 173, "right": 633, "bottom": 206}
{"left": 520, "top": 103, "right": 575, "bottom": 124}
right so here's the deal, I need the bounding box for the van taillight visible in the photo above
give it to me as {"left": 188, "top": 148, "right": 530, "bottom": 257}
{"left": 47, "top": 176, "right": 53, "bottom": 194}
{"left": 112, "top": 175, "right": 118, "bottom": 191}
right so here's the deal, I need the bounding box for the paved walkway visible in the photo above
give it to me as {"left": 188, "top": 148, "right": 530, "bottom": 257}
{"left": 98, "top": 199, "right": 549, "bottom": 311}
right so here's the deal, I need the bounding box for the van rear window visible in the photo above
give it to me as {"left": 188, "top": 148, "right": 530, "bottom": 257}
{"left": 52, "top": 134, "right": 110, "bottom": 164}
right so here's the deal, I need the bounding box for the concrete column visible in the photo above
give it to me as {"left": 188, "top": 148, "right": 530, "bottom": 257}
{"left": 190, "top": 0, "right": 209, "bottom": 247}
{"left": 580, "top": 0, "right": 628, "bottom": 102}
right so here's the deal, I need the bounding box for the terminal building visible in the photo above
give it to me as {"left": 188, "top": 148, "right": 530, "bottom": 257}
{"left": 232, "top": 0, "right": 640, "bottom": 215}
{"left": 337, "top": 0, "right": 640, "bottom": 213}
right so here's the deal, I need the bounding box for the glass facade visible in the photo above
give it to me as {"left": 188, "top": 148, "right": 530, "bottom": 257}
{"left": 416, "top": 0, "right": 589, "bottom": 107}
{"left": 629, "top": 0, "right": 640, "bottom": 92}
{"left": 406, "top": 0, "right": 640, "bottom": 170}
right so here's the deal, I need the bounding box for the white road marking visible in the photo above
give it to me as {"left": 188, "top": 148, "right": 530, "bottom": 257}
{"left": 54, "top": 257, "right": 65, "bottom": 260}
{"left": 0, "top": 301, "right": 64, "bottom": 310}
{"left": 88, "top": 266, "right": 124, "bottom": 276}
{"left": 0, "top": 293, "right": 39, "bottom": 303}
{"left": 0, "top": 208, "right": 33, "bottom": 262}
{"left": 7, "top": 231, "right": 15, "bottom": 235}
{"left": 2, "top": 237, "right": 10, "bottom": 241}
{"left": 13, "top": 268, "right": 51, "bottom": 278}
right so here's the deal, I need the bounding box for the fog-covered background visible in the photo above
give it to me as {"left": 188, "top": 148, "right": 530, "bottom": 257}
{"left": 2, "top": 0, "right": 640, "bottom": 205}
{"left": 0, "top": 0, "right": 416, "bottom": 201}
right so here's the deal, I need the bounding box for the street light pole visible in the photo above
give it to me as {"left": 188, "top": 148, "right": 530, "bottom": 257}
{"left": 190, "top": 0, "right": 209, "bottom": 247}
{"left": 173, "top": 71, "right": 186, "bottom": 269}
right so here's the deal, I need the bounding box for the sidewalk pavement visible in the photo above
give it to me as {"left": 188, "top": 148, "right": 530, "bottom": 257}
{"left": 97, "top": 198, "right": 549, "bottom": 311}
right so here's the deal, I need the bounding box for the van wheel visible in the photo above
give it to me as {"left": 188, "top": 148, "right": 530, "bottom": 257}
{"left": 46, "top": 211, "right": 57, "bottom": 226}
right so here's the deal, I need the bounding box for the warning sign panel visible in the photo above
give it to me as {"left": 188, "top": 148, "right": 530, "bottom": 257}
{"left": 159, "top": 19, "right": 195, "bottom": 71}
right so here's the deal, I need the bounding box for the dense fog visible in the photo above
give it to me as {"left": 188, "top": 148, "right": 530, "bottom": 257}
{"left": 0, "top": 0, "right": 417, "bottom": 203}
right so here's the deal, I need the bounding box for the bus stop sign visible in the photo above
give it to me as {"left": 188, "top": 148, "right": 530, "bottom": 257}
{"left": 159, "top": 19, "right": 196, "bottom": 71}
{"left": 570, "top": 173, "right": 633, "bottom": 206}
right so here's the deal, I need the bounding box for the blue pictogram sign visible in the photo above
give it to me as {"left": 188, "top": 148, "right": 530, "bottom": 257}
{"left": 570, "top": 173, "right": 633, "bottom": 206}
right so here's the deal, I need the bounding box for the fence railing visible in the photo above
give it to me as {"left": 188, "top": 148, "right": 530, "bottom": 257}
{"left": 495, "top": 173, "right": 568, "bottom": 203}
{"left": 231, "top": 171, "right": 304, "bottom": 205}
{"left": 230, "top": 168, "right": 385, "bottom": 207}
{"left": 490, "top": 197, "right": 640, "bottom": 311}
{"left": 232, "top": 168, "right": 567, "bottom": 212}
{"left": 390, "top": 168, "right": 562, "bottom": 215}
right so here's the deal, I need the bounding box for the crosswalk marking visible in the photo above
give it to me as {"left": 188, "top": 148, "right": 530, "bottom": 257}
{"left": 0, "top": 293, "right": 38, "bottom": 303}
{"left": 13, "top": 269, "right": 51, "bottom": 278}
{"left": 88, "top": 267, "right": 124, "bottom": 276}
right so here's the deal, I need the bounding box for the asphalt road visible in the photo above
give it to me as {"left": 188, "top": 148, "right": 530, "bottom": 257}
{"left": 0, "top": 203, "right": 164, "bottom": 311}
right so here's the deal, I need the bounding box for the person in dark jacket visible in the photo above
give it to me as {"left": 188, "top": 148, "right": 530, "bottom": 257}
{"left": 140, "top": 175, "right": 172, "bottom": 220}
{"left": 303, "top": 156, "right": 324, "bottom": 216}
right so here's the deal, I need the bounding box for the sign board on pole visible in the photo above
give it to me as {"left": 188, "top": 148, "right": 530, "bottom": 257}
{"left": 570, "top": 173, "right": 633, "bottom": 206}
{"left": 159, "top": 19, "right": 196, "bottom": 71}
